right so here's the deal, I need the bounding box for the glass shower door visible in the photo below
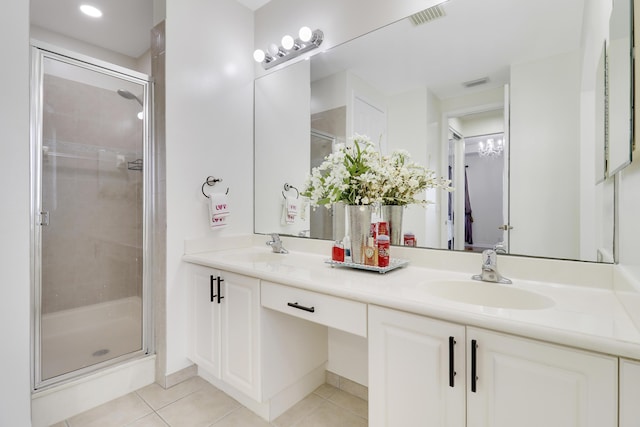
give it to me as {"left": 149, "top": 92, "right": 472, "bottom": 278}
{"left": 32, "top": 49, "right": 151, "bottom": 388}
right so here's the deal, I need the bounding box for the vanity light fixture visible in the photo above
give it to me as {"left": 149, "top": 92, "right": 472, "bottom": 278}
{"left": 253, "top": 26, "right": 324, "bottom": 70}
{"left": 79, "top": 4, "right": 103, "bottom": 18}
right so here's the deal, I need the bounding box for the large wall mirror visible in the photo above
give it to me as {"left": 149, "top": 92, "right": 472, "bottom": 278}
{"left": 255, "top": 0, "right": 633, "bottom": 263}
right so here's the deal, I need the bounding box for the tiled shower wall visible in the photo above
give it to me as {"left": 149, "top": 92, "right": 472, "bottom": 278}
{"left": 41, "top": 74, "right": 143, "bottom": 313}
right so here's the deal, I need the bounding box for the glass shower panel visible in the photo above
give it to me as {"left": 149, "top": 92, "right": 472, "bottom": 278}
{"left": 38, "top": 56, "right": 145, "bottom": 383}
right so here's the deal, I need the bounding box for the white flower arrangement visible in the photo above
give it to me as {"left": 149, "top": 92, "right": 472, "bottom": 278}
{"left": 302, "top": 134, "right": 451, "bottom": 207}
{"left": 379, "top": 149, "right": 452, "bottom": 206}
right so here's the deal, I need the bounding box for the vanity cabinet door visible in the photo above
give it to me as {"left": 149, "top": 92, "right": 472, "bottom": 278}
{"left": 467, "top": 327, "right": 618, "bottom": 427}
{"left": 620, "top": 358, "right": 640, "bottom": 427}
{"left": 188, "top": 264, "right": 222, "bottom": 377}
{"left": 220, "top": 271, "right": 261, "bottom": 401}
{"left": 187, "top": 266, "right": 261, "bottom": 401}
{"left": 368, "top": 305, "right": 466, "bottom": 427}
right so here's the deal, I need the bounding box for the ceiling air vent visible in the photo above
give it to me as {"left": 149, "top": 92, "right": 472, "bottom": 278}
{"left": 462, "top": 77, "right": 490, "bottom": 88}
{"left": 409, "top": 4, "right": 446, "bottom": 26}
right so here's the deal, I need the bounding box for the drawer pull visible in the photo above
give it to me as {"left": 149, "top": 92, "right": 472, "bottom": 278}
{"left": 287, "top": 302, "right": 315, "bottom": 313}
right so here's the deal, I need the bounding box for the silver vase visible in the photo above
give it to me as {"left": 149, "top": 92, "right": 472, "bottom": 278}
{"left": 381, "top": 205, "right": 404, "bottom": 246}
{"left": 347, "top": 205, "right": 373, "bottom": 264}
{"left": 332, "top": 202, "right": 346, "bottom": 242}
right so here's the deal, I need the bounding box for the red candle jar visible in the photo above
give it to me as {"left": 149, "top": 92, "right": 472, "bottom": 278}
{"left": 332, "top": 241, "right": 345, "bottom": 262}
{"left": 403, "top": 232, "right": 416, "bottom": 247}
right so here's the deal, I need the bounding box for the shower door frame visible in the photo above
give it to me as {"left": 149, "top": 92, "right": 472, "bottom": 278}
{"left": 30, "top": 42, "right": 154, "bottom": 391}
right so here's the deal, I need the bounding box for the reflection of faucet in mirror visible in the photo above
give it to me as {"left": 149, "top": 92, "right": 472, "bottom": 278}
{"left": 493, "top": 242, "right": 507, "bottom": 254}
{"left": 266, "top": 233, "right": 289, "bottom": 254}
{"left": 472, "top": 249, "right": 511, "bottom": 284}
{"left": 298, "top": 229, "right": 310, "bottom": 237}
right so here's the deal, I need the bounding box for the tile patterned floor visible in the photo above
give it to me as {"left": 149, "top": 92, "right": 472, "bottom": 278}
{"left": 50, "top": 377, "right": 368, "bottom": 427}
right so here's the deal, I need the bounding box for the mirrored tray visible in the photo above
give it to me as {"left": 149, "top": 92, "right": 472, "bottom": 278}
{"left": 324, "top": 257, "right": 409, "bottom": 274}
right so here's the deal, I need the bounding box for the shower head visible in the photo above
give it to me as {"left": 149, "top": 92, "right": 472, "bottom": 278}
{"left": 117, "top": 89, "right": 143, "bottom": 106}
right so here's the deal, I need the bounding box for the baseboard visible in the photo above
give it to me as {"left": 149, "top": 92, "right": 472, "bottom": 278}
{"left": 197, "top": 363, "right": 326, "bottom": 422}
{"left": 326, "top": 370, "right": 368, "bottom": 401}
{"left": 159, "top": 363, "right": 197, "bottom": 389}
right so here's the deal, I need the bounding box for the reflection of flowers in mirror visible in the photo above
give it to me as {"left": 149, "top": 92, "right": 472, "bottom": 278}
{"left": 478, "top": 138, "right": 504, "bottom": 158}
{"left": 302, "top": 134, "right": 452, "bottom": 208}
{"left": 379, "top": 149, "right": 452, "bottom": 206}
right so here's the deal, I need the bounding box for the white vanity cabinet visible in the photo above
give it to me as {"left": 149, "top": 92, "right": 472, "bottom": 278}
{"left": 467, "top": 327, "right": 618, "bottom": 427}
{"left": 369, "top": 306, "right": 619, "bottom": 427}
{"left": 187, "top": 264, "right": 261, "bottom": 400}
{"left": 368, "top": 305, "right": 466, "bottom": 427}
{"left": 620, "top": 358, "right": 640, "bottom": 427}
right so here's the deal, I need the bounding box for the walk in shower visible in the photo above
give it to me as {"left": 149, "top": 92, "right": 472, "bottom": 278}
{"left": 31, "top": 46, "right": 153, "bottom": 389}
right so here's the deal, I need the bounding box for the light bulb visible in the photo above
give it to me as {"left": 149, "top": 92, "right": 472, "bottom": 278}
{"left": 253, "top": 49, "right": 266, "bottom": 62}
{"left": 299, "top": 26, "right": 313, "bottom": 42}
{"left": 137, "top": 111, "right": 144, "bottom": 120}
{"left": 268, "top": 43, "right": 280, "bottom": 56}
{"left": 281, "top": 35, "right": 295, "bottom": 50}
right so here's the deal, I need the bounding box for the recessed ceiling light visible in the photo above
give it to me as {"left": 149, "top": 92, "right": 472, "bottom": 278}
{"left": 80, "top": 4, "right": 103, "bottom": 18}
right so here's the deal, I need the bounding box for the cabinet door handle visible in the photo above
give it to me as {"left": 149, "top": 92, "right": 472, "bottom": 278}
{"left": 287, "top": 302, "right": 315, "bottom": 313}
{"left": 210, "top": 275, "right": 215, "bottom": 302}
{"left": 449, "top": 336, "right": 456, "bottom": 388}
{"left": 471, "top": 339, "right": 478, "bottom": 393}
{"left": 215, "top": 276, "right": 225, "bottom": 304}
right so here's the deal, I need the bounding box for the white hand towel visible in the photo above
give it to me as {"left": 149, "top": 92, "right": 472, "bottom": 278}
{"left": 210, "top": 193, "right": 230, "bottom": 217}
{"left": 281, "top": 198, "right": 296, "bottom": 225}
{"left": 209, "top": 193, "right": 230, "bottom": 229}
{"left": 286, "top": 196, "right": 298, "bottom": 217}
{"left": 210, "top": 214, "right": 228, "bottom": 229}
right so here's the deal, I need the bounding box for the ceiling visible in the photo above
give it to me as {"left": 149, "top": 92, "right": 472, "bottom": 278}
{"left": 30, "top": 0, "right": 155, "bottom": 58}
{"left": 30, "top": 0, "right": 270, "bottom": 59}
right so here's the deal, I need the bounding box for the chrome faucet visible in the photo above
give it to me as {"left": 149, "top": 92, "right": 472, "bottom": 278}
{"left": 266, "top": 233, "right": 288, "bottom": 254}
{"left": 472, "top": 249, "right": 512, "bottom": 284}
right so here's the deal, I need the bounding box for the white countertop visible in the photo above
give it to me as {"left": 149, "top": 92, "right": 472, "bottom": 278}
{"left": 183, "top": 245, "right": 640, "bottom": 360}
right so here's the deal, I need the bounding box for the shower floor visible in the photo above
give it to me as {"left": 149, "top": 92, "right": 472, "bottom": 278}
{"left": 41, "top": 296, "right": 142, "bottom": 382}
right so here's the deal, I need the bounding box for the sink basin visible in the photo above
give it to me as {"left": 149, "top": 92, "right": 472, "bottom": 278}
{"left": 421, "top": 280, "right": 555, "bottom": 310}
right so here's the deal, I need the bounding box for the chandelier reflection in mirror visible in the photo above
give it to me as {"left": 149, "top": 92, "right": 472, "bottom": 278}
{"left": 478, "top": 138, "right": 504, "bottom": 158}
{"left": 253, "top": 26, "right": 324, "bottom": 70}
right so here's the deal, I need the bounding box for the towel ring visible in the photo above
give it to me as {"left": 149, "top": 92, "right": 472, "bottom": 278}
{"left": 282, "top": 183, "right": 299, "bottom": 199}
{"left": 202, "top": 176, "right": 229, "bottom": 198}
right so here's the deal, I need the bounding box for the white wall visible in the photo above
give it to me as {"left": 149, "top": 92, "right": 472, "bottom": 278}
{"left": 311, "top": 71, "right": 347, "bottom": 114}
{"left": 619, "top": 0, "right": 640, "bottom": 280}
{"left": 619, "top": 160, "right": 640, "bottom": 275}
{"left": 425, "top": 89, "right": 443, "bottom": 248}
{"left": 165, "top": 0, "right": 255, "bottom": 375}
{"left": 387, "top": 88, "right": 429, "bottom": 245}
{"left": 0, "top": 1, "right": 32, "bottom": 425}
{"left": 578, "top": 0, "right": 614, "bottom": 262}
{"left": 509, "top": 51, "right": 581, "bottom": 260}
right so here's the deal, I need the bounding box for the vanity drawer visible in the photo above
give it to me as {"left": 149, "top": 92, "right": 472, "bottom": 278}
{"left": 261, "top": 281, "right": 367, "bottom": 337}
